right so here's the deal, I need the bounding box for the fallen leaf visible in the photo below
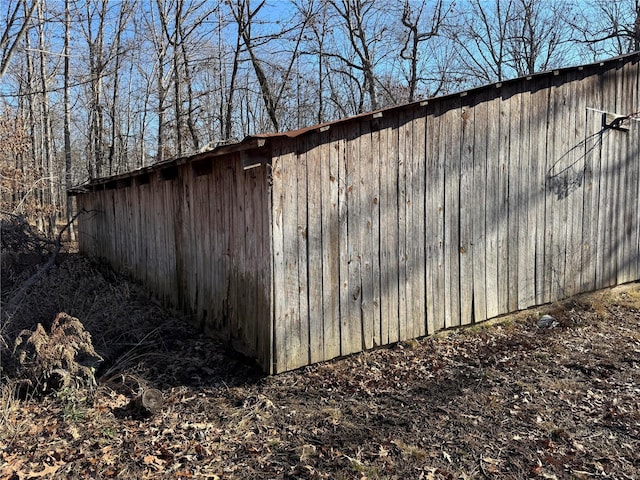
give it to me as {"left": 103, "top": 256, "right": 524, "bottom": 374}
{"left": 377, "top": 445, "right": 389, "bottom": 457}
{"left": 300, "top": 444, "right": 317, "bottom": 461}
{"left": 143, "top": 455, "right": 165, "bottom": 471}
{"left": 25, "top": 462, "right": 63, "bottom": 478}
{"left": 482, "top": 457, "right": 501, "bottom": 473}
{"left": 68, "top": 425, "right": 81, "bottom": 440}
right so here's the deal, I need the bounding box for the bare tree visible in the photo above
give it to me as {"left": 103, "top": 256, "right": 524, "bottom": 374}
{"left": 0, "top": 0, "right": 38, "bottom": 78}
{"left": 1, "top": 0, "right": 635, "bottom": 235}
{"left": 146, "top": 0, "right": 171, "bottom": 162}
{"left": 228, "top": 0, "right": 310, "bottom": 132}
{"left": 505, "top": 0, "right": 573, "bottom": 77}
{"left": 294, "top": 0, "right": 331, "bottom": 123}
{"left": 328, "top": 0, "right": 383, "bottom": 111}
{"left": 82, "top": 0, "right": 108, "bottom": 178}
{"left": 448, "top": 0, "right": 515, "bottom": 84}
{"left": 36, "top": 0, "right": 57, "bottom": 234}
{"left": 106, "top": 1, "right": 134, "bottom": 175}
{"left": 228, "top": 0, "right": 280, "bottom": 131}
{"left": 63, "top": 0, "right": 74, "bottom": 240}
{"left": 568, "top": 0, "right": 640, "bottom": 58}
{"left": 399, "top": 0, "right": 448, "bottom": 102}
{"left": 448, "top": 0, "right": 574, "bottom": 86}
{"left": 223, "top": 7, "right": 242, "bottom": 140}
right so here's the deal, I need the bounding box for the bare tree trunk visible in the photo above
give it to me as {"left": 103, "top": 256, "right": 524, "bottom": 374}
{"left": 172, "top": 1, "right": 183, "bottom": 157}
{"left": 329, "top": 0, "right": 381, "bottom": 111}
{"left": 176, "top": 12, "right": 200, "bottom": 152}
{"left": 448, "top": 0, "right": 514, "bottom": 84}
{"left": 153, "top": 0, "right": 170, "bottom": 162}
{"left": 157, "top": 67, "right": 167, "bottom": 163}
{"left": 635, "top": 0, "right": 640, "bottom": 51}
{"left": 229, "top": 0, "right": 280, "bottom": 132}
{"left": 63, "top": 0, "right": 75, "bottom": 241}
{"left": 86, "top": 0, "right": 108, "bottom": 178}
{"left": 0, "top": 0, "right": 38, "bottom": 78}
{"left": 400, "top": 0, "right": 445, "bottom": 102}
{"left": 23, "top": 15, "right": 42, "bottom": 231}
{"left": 108, "top": 2, "right": 130, "bottom": 175}
{"left": 37, "top": 1, "right": 56, "bottom": 236}
{"left": 224, "top": 31, "right": 241, "bottom": 140}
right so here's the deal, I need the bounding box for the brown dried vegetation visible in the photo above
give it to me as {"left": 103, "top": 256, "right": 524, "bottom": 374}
{"left": 1, "top": 217, "right": 639, "bottom": 479}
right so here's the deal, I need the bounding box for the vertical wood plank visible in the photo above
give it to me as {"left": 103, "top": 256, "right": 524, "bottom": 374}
{"left": 542, "top": 78, "right": 557, "bottom": 303}
{"left": 459, "top": 99, "right": 475, "bottom": 325}
{"left": 613, "top": 64, "right": 627, "bottom": 285}
{"left": 380, "top": 114, "right": 400, "bottom": 343}
{"left": 307, "top": 135, "right": 324, "bottom": 364}
{"left": 568, "top": 71, "right": 587, "bottom": 298}
{"left": 296, "top": 139, "right": 310, "bottom": 367}
{"left": 617, "top": 61, "right": 637, "bottom": 284}
{"left": 597, "top": 68, "right": 616, "bottom": 288}
{"left": 370, "top": 122, "right": 382, "bottom": 346}
{"left": 497, "top": 87, "right": 510, "bottom": 313}
{"left": 167, "top": 177, "right": 177, "bottom": 301}
{"left": 335, "top": 124, "right": 350, "bottom": 357}
{"left": 444, "top": 98, "right": 461, "bottom": 327}
{"left": 397, "top": 110, "right": 409, "bottom": 339}
{"left": 378, "top": 120, "right": 390, "bottom": 344}
{"left": 402, "top": 110, "right": 415, "bottom": 338}
{"left": 471, "top": 92, "right": 488, "bottom": 324}
{"left": 551, "top": 74, "right": 570, "bottom": 303}
{"left": 259, "top": 163, "right": 273, "bottom": 372}
{"left": 630, "top": 59, "right": 640, "bottom": 281}
{"left": 507, "top": 85, "right": 522, "bottom": 312}
{"left": 208, "top": 164, "right": 220, "bottom": 327}
{"left": 346, "top": 122, "right": 363, "bottom": 354}
{"left": 532, "top": 79, "right": 550, "bottom": 304}
{"left": 485, "top": 95, "right": 500, "bottom": 318}
{"left": 271, "top": 141, "right": 287, "bottom": 372}
{"left": 424, "top": 104, "right": 438, "bottom": 332}
{"left": 580, "top": 71, "right": 601, "bottom": 293}
{"left": 321, "top": 128, "right": 340, "bottom": 360}
{"left": 242, "top": 166, "right": 258, "bottom": 355}
{"left": 519, "top": 82, "right": 535, "bottom": 310}
{"left": 431, "top": 101, "right": 446, "bottom": 330}
{"left": 283, "top": 142, "right": 302, "bottom": 369}
{"left": 359, "top": 120, "right": 375, "bottom": 349}
{"left": 411, "top": 109, "right": 427, "bottom": 336}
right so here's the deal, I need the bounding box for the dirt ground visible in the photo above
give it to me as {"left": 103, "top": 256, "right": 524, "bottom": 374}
{"left": 1, "top": 251, "right": 639, "bottom": 479}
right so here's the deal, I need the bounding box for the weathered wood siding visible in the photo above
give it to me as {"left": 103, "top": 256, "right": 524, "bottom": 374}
{"left": 76, "top": 54, "right": 639, "bottom": 374}
{"left": 76, "top": 155, "right": 272, "bottom": 370}
{"left": 270, "top": 56, "right": 640, "bottom": 372}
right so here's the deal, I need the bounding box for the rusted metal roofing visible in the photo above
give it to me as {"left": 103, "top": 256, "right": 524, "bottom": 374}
{"left": 69, "top": 50, "right": 639, "bottom": 194}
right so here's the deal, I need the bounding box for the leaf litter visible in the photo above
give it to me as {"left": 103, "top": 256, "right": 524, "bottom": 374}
{"left": 1, "top": 250, "right": 639, "bottom": 479}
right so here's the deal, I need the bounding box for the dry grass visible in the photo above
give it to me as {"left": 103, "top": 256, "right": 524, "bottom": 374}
{"left": 0, "top": 382, "right": 30, "bottom": 444}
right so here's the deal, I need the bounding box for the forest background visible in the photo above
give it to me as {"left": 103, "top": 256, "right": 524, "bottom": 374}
{"left": 0, "top": 0, "right": 638, "bottom": 235}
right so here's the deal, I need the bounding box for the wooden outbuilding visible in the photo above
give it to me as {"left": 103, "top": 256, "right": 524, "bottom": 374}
{"left": 73, "top": 53, "right": 640, "bottom": 373}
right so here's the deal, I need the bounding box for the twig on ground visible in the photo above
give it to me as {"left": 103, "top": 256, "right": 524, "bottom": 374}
{"left": 4, "top": 209, "right": 85, "bottom": 317}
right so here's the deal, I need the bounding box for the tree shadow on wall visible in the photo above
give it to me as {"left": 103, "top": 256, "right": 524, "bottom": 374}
{"left": 545, "top": 126, "right": 613, "bottom": 200}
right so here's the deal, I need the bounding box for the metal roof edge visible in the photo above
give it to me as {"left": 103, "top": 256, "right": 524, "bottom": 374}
{"left": 69, "top": 136, "right": 267, "bottom": 194}
{"left": 70, "top": 51, "right": 638, "bottom": 195}
{"left": 243, "top": 51, "right": 640, "bottom": 141}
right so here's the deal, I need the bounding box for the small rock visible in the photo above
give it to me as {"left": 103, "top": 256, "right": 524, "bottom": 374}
{"left": 537, "top": 314, "right": 558, "bottom": 329}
